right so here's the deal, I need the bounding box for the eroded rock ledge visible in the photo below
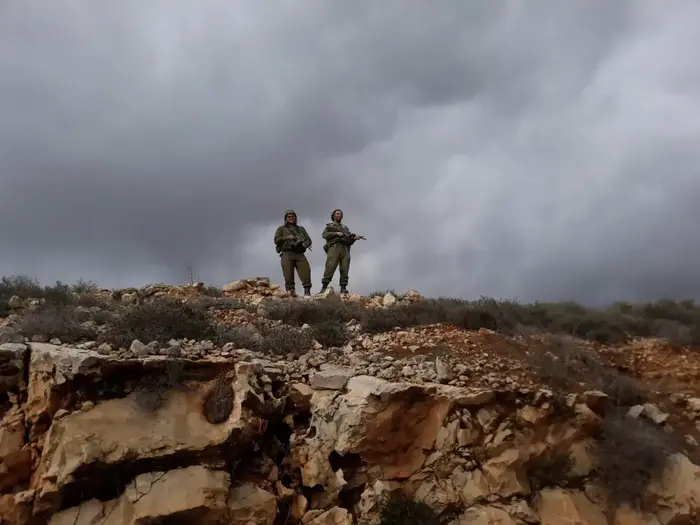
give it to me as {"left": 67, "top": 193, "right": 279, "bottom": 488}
{"left": 1, "top": 342, "right": 699, "bottom": 525}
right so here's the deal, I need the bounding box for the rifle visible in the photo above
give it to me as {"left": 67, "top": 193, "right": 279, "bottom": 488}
{"left": 287, "top": 231, "right": 312, "bottom": 251}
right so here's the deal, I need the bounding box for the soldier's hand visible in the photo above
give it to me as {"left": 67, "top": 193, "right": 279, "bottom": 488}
{"left": 284, "top": 235, "right": 296, "bottom": 240}
{"left": 335, "top": 232, "right": 345, "bottom": 236}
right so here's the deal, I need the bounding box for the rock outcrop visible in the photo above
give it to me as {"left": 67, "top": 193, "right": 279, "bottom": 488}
{"left": 1, "top": 278, "right": 699, "bottom": 524}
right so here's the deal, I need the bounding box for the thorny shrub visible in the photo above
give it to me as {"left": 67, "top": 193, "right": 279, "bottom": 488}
{"left": 265, "top": 294, "right": 362, "bottom": 326}
{"left": 525, "top": 335, "right": 647, "bottom": 406}
{"left": 212, "top": 324, "right": 263, "bottom": 349}
{"left": 379, "top": 490, "right": 441, "bottom": 525}
{"left": 311, "top": 320, "right": 351, "bottom": 347}
{"left": 594, "top": 410, "right": 681, "bottom": 509}
{"left": 100, "top": 298, "right": 214, "bottom": 349}
{"left": 0, "top": 275, "right": 102, "bottom": 306}
{"left": 19, "top": 305, "right": 99, "bottom": 343}
{"left": 259, "top": 325, "right": 314, "bottom": 355}
{"left": 358, "top": 296, "right": 700, "bottom": 346}
{"left": 526, "top": 451, "right": 576, "bottom": 491}
{"left": 213, "top": 323, "right": 313, "bottom": 356}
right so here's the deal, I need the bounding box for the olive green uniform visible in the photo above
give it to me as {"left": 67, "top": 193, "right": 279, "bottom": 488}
{"left": 274, "top": 209, "right": 312, "bottom": 294}
{"left": 321, "top": 220, "right": 356, "bottom": 290}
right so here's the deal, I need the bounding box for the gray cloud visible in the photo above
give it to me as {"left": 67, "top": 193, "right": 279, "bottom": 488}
{"left": 1, "top": 0, "right": 699, "bottom": 304}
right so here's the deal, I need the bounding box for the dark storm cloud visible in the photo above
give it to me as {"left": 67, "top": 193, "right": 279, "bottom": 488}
{"left": 0, "top": 0, "right": 699, "bottom": 302}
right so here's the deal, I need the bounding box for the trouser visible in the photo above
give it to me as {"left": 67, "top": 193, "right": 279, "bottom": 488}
{"left": 280, "top": 251, "right": 311, "bottom": 292}
{"left": 322, "top": 244, "right": 350, "bottom": 287}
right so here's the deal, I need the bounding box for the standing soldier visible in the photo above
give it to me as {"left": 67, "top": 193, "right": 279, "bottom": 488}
{"left": 320, "top": 209, "right": 365, "bottom": 294}
{"left": 274, "top": 209, "right": 313, "bottom": 297}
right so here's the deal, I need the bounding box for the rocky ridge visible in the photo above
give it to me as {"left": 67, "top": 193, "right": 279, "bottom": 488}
{"left": 1, "top": 277, "right": 700, "bottom": 524}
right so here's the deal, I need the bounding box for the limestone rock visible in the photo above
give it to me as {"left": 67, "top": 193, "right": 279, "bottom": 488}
{"left": 228, "top": 483, "right": 277, "bottom": 525}
{"left": 310, "top": 366, "right": 355, "bottom": 390}
{"left": 534, "top": 487, "right": 608, "bottom": 525}
{"left": 304, "top": 506, "right": 353, "bottom": 525}
{"left": 33, "top": 362, "right": 280, "bottom": 515}
{"left": 49, "top": 466, "right": 230, "bottom": 525}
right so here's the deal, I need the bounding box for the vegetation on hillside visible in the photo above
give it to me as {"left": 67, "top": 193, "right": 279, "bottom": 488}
{"left": 2, "top": 274, "right": 699, "bottom": 348}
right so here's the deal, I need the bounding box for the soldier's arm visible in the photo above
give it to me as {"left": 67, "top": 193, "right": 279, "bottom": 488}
{"left": 274, "top": 226, "right": 285, "bottom": 247}
{"left": 321, "top": 225, "right": 334, "bottom": 241}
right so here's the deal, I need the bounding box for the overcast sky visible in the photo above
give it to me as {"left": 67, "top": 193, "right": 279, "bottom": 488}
{"left": 1, "top": 0, "right": 699, "bottom": 304}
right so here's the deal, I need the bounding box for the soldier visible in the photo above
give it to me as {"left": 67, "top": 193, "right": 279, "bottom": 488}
{"left": 274, "top": 209, "right": 313, "bottom": 297}
{"left": 320, "top": 209, "right": 365, "bottom": 294}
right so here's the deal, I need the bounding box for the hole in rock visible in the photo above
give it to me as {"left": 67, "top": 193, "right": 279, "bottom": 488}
{"left": 229, "top": 417, "right": 295, "bottom": 486}
{"left": 338, "top": 483, "right": 365, "bottom": 515}
{"left": 329, "top": 451, "right": 363, "bottom": 473}
{"left": 274, "top": 498, "right": 292, "bottom": 525}
{"left": 307, "top": 425, "right": 317, "bottom": 439}
{"left": 293, "top": 410, "right": 312, "bottom": 428}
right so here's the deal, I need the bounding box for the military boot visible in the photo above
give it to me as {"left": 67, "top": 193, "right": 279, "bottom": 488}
{"left": 340, "top": 286, "right": 349, "bottom": 294}
{"left": 303, "top": 287, "right": 311, "bottom": 296}
{"left": 287, "top": 289, "right": 297, "bottom": 298}
{"left": 319, "top": 284, "right": 328, "bottom": 294}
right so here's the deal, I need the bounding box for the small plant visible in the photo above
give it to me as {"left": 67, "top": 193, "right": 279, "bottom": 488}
{"left": 202, "top": 371, "right": 235, "bottom": 424}
{"left": 101, "top": 298, "right": 214, "bottom": 348}
{"left": 594, "top": 410, "right": 680, "bottom": 509}
{"left": 526, "top": 451, "right": 575, "bottom": 491}
{"left": 379, "top": 490, "right": 440, "bottom": 525}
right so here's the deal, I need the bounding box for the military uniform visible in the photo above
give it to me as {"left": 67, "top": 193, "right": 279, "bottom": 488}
{"left": 274, "top": 209, "right": 312, "bottom": 296}
{"left": 321, "top": 209, "right": 360, "bottom": 294}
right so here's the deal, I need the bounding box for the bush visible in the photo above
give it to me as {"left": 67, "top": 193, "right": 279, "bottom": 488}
{"left": 101, "top": 298, "right": 213, "bottom": 348}
{"left": 19, "top": 305, "right": 98, "bottom": 343}
{"left": 213, "top": 324, "right": 263, "bottom": 349}
{"left": 0, "top": 275, "right": 43, "bottom": 299}
{"left": 379, "top": 490, "right": 440, "bottom": 525}
{"left": 265, "top": 295, "right": 362, "bottom": 326}
{"left": 527, "top": 335, "right": 647, "bottom": 406}
{"left": 594, "top": 411, "right": 680, "bottom": 509}
{"left": 311, "top": 320, "right": 350, "bottom": 347}
{"left": 260, "top": 325, "right": 314, "bottom": 355}
{"left": 526, "top": 451, "right": 575, "bottom": 491}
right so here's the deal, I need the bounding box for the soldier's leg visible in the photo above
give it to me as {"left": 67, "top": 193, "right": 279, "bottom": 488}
{"left": 321, "top": 246, "right": 340, "bottom": 288}
{"left": 280, "top": 253, "right": 296, "bottom": 293}
{"left": 339, "top": 248, "right": 351, "bottom": 291}
{"left": 296, "top": 254, "right": 312, "bottom": 294}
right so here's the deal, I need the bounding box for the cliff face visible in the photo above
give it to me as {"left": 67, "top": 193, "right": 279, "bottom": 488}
{"left": 1, "top": 278, "right": 700, "bottom": 525}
